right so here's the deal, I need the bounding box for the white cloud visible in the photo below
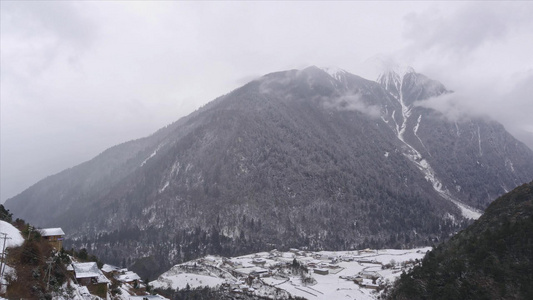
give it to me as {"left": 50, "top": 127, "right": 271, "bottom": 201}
{"left": 394, "top": 2, "right": 533, "bottom": 150}
{"left": 323, "top": 94, "right": 381, "bottom": 118}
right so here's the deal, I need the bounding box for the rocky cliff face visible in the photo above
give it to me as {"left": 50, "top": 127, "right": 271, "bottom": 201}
{"left": 6, "top": 66, "right": 533, "bottom": 278}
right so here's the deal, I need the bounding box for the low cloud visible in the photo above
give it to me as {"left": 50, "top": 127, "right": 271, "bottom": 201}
{"left": 414, "top": 70, "right": 533, "bottom": 149}
{"left": 323, "top": 93, "right": 381, "bottom": 118}
{"left": 396, "top": 2, "right": 533, "bottom": 150}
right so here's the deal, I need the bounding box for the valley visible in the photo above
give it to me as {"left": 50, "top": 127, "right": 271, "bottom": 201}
{"left": 151, "top": 247, "right": 431, "bottom": 300}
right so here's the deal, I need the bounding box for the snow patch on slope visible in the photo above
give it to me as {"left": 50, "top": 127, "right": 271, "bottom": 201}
{"left": 159, "top": 181, "right": 170, "bottom": 193}
{"left": 449, "top": 199, "right": 482, "bottom": 220}
{"left": 381, "top": 71, "right": 480, "bottom": 220}
{"left": 141, "top": 144, "right": 164, "bottom": 167}
{"left": 505, "top": 158, "right": 515, "bottom": 173}
{"left": 413, "top": 114, "right": 430, "bottom": 155}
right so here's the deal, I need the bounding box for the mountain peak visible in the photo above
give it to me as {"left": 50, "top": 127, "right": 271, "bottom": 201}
{"left": 358, "top": 55, "right": 416, "bottom": 82}
{"left": 318, "top": 66, "right": 348, "bottom": 81}
{"left": 384, "top": 64, "right": 415, "bottom": 77}
{"left": 376, "top": 64, "right": 415, "bottom": 84}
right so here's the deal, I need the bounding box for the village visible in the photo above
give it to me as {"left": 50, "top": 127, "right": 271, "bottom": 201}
{"left": 42, "top": 227, "right": 169, "bottom": 300}
{"left": 150, "top": 246, "right": 431, "bottom": 300}
{"left": 0, "top": 220, "right": 430, "bottom": 300}
{"left": 0, "top": 222, "right": 168, "bottom": 300}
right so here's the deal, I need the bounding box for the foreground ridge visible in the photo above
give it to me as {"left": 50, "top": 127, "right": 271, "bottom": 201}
{"left": 388, "top": 181, "right": 533, "bottom": 300}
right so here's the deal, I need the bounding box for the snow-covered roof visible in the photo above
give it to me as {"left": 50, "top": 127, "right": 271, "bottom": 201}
{"left": 79, "top": 286, "right": 91, "bottom": 296}
{"left": 233, "top": 267, "right": 268, "bottom": 276}
{"left": 0, "top": 221, "right": 24, "bottom": 252}
{"left": 116, "top": 271, "right": 141, "bottom": 283}
{"left": 72, "top": 262, "right": 110, "bottom": 284}
{"left": 360, "top": 270, "right": 378, "bottom": 275}
{"left": 101, "top": 263, "right": 120, "bottom": 273}
{"left": 40, "top": 227, "right": 65, "bottom": 236}
{"left": 72, "top": 262, "right": 105, "bottom": 280}
{"left": 129, "top": 295, "right": 169, "bottom": 300}
{"left": 97, "top": 273, "right": 110, "bottom": 284}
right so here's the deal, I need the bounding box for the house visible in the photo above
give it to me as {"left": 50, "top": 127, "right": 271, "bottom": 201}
{"left": 313, "top": 268, "right": 329, "bottom": 275}
{"left": 71, "top": 262, "right": 109, "bottom": 297}
{"left": 233, "top": 267, "right": 269, "bottom": 278}
{"left": 129, "top": 295, "right": 169, "bottom": 300}
{"left": 357, "top": 259, "right": 380, "bottom": 264}
{"left": 360, "top": 248, "right": 375, "bottom": 254}
{"left": 252, "top": 258, "right": 266, "bottom": 265}
{"left": 40, "top": 228, "right": 65, "bottom": 250}
{"left": 359, "top": 270, "right": 379, "bottom": 280}
{"left": 250, "top": 268, "right": 270, "bottom": 278}
{"left": 116, "top": 270, "right": 142, "bottom": 285}
{"left": 341, "top": 255, "right": 355, "bottom": 262}
{"left": 361, "top": 278, "right": 380, "bottom": 290}
{"left": 101, "top": 263, "right": 120, "bottom": 276}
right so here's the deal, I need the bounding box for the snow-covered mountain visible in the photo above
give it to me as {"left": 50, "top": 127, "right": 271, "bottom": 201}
{"left": 5, "top": 66, "right": 533, "bottom": 279}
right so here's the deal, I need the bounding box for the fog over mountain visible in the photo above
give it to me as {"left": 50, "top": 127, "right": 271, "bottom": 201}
{"left": 2, "top": 2, "right": 533, "bottom": 203}
{"left": 5, "top": 66, "right": 533, "bottom": 279}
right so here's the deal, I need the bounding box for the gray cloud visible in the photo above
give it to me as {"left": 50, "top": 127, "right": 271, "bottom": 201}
{"left": 2, "top": 1, "right": 96, "bottom": 77}
{"left": 403, "top": 3, "right": 533, "bottom": 59}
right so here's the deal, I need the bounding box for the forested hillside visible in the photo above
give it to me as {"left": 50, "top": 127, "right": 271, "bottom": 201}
{"left": 387, "top": 181, "right": 533, "bottom": 300}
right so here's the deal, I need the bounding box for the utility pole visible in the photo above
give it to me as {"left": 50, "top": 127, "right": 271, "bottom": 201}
{"left": 0, "top": 233, "right": 6, "bottom": 272}
{"left": 0, "top": 232, "right": 11, "bottom": 289}
{"left": 27, "top": 225, "right": 33, "bottom": 240}
{"left": 45, "top": 258, "right": 53, "bottom": 290}
{"left": 0, "top": 232, "right": 6, "bottom": 284}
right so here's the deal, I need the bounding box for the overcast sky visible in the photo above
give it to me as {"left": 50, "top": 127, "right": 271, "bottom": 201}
{"left": 2, "top": 1, "right": 533, "bottom": 203}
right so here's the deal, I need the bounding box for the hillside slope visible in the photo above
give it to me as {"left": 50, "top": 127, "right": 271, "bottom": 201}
{"left": 388, "top": 181, "right": 533, "bottom": 300}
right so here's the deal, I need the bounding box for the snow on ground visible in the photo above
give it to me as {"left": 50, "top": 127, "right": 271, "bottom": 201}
{"left": 0, "top": 221, "right": 24, "bottom": 293}
{"left": 264, "top": 273, "right": 375, "bottom": 300}
{"left": 0, "top": 221, "right": 24, "bottom": 251}
{"left": 151, "top": 272, "right": 225, "bottom": 290}
{"left": 261, "top": 248, "right": 430, "bottom": 300}
{"left": 152, "top": 247, "right": 431, "bottom": 299}
{"left": 53, "top": 281, "right": 100, "bottom": 300}
{"left": 450, "top": 199, "right": 482, "bottom": 220}
{"left": 53, "top": 278, "right": 164, "bottom": 300}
